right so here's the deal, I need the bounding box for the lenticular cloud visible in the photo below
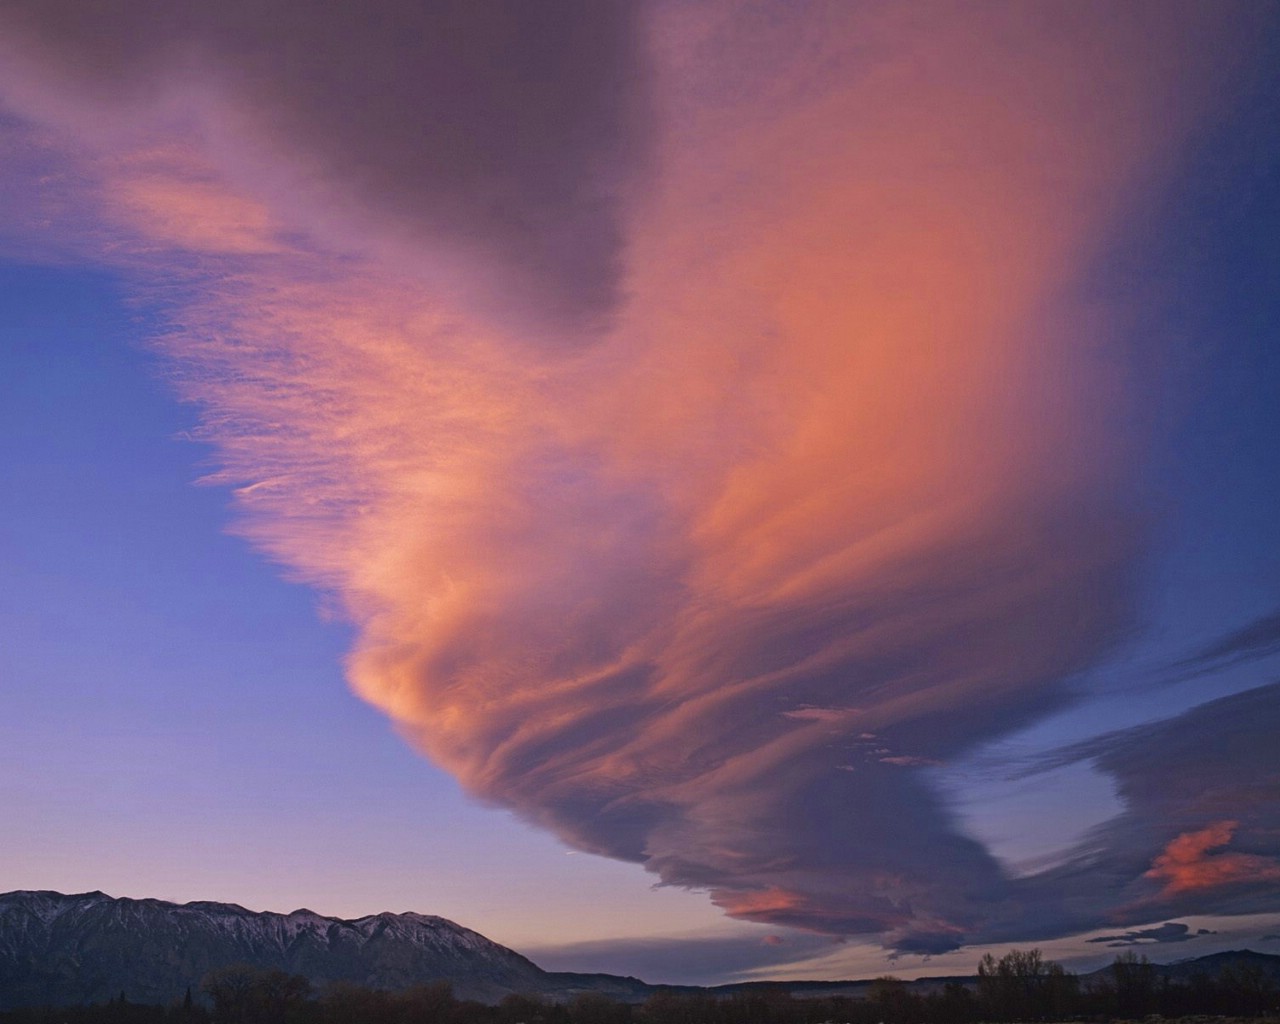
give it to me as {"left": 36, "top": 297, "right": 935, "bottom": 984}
{"left": 0, "top": 0, "right": 1259, "bottom": 952}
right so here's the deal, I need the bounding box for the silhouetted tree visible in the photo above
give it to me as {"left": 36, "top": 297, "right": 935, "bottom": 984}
{"left": 977, "top": 948, "right": 1078, "bottom": 1021}
{"left": 499, "top": 992, "right": 552, "bottom": 1024}
{"left": 928, "top": 981, "right": 978, "bottom": 1024}
{"left": 1220, "top": 962, "right": 1279, "bottom": 1016}
{"left": 1109, "top": 951, "right": 1156, "bottom": 1018}
{"left": 638, "top": 990, "right": 712, "bottom": 1024}
{"left": 869, "top": 976, "right": 918, "bottom": 1024}
{"left": 201, "top": 964, "right": 309, "bottom": 1024}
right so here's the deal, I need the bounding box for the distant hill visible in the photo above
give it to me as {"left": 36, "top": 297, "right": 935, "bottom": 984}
{"left": 0, "top": 890, "right": 649, "bottom": 1009}
{"left": 1080, "top": 948, "right": 1280, "bottom": 987}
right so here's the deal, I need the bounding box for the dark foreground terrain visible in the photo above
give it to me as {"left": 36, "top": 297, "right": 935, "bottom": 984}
{"left": 3, "top": 891, "right": 1278, "bottom": 1023}
{"left": 0, "top": 969, "right": 1278, "bottom": 1024}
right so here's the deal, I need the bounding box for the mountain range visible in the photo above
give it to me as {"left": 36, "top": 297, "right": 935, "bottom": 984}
{"left": 2, "top": 889, "right": 1278, "bottom": 1011}
{"left": 0, "top": 890, "right": 648, "bottom": 1008}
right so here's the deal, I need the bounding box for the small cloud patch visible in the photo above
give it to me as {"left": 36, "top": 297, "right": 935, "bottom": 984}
{"left": 1087, "top": 922, "right": 1199, "bottom": 945}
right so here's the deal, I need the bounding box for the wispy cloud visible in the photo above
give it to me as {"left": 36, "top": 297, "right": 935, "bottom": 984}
{"left": 1174, "top": 610, "right": 1280, "bottom": 679}
{"left": 0, "top": 0, "right": 1268, "bottom": 955}
{"left": 526, "top": 929, "right": 841, "bottom": 986}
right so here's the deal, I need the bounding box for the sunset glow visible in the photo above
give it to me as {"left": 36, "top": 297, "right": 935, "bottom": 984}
{"left": 1, "top": 0, "right": 1278, "bottom": 985}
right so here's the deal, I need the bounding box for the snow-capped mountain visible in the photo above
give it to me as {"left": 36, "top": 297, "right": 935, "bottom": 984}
{"left": 0, "top": 889, "right": 647, "bottom": 1008}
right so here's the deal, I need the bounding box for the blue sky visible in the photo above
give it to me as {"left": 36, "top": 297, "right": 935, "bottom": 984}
{"left": 0, "top": 262, "right": 732, "bottom": 949}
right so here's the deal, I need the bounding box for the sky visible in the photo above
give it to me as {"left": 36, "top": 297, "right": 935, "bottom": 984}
{"left": 0, "top": 0, "right": 1279, "bottom": 988}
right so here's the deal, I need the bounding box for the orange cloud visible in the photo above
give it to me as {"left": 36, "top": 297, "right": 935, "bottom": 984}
{"left": 1146, "top": 821, "right": 1280, "bottom": 897}
{"left": 0, "top": 0, "right": 1261, "bottom": 952}
{"left": 107, "top": 155, "right": 281, "bottom": 256}
{"left": 715, "top": 888, "right": 807, "bottom": 919}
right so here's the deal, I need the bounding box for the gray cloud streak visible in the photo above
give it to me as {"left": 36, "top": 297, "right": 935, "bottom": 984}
{"left": 527, "top": 930, "right": 841, "bottom": 986}
{"left": 1175, "top": 609, "right": 1280, "bottom": 678}
{"left": 1086, "top": 922, "right": 1203, "bottom": 945}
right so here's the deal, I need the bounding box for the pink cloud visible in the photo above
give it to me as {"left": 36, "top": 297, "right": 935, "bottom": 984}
{"left": 0, "top": 0, "right": 1263, "bottom": 953}
{"left": 780, "top": 706, "right": 859, "bottom": 723}
{"left": 1146, "top": 821, "right": 1280, "bottom": 897}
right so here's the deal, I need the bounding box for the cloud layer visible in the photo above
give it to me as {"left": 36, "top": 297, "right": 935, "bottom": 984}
{"left": 1001, "top": 682, "right": 1280, "bottom": 942}
{"left": 527, "top": 929, "right": 842, "bottom": 986}
{"left": 0, "top": 0, "right": 650, "bottom": 332}
{"left": 0, "top": 0, "right": 1272, "bottom": 955}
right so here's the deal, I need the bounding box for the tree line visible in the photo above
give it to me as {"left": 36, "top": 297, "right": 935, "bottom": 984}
{"left": 1, "top": 949, "right": 1276, "bottom": 1024}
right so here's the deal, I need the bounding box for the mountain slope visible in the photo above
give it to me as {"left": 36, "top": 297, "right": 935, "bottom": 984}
{"left": 0, "top": 889, "right": 630, "bottom": 1007}
{"left": 1155, "top": 949, "right": 1280, "bottom": 984}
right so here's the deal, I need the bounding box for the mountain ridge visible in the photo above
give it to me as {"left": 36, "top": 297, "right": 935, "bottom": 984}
{"left": 0, "top": 889, "right": 648, "bottom": 1008}
{"left": 3, "top": 889, "right": 1278, "bottom": 1010}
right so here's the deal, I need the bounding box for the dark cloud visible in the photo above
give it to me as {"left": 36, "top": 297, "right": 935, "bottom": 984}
{"left": 468, "top": 504, "right": 1139, "bottom": 956}
{"left": 996, "top": 683, "right": 1280, "bottom": 942}
{"left": 0, "top": 0, "right": 652, "bottom": 334}
{"left": 1086, "top": 922, "right": 1199, "bottom": 945}
{"left": 1065, "top": 682, "right": 1280, "bottom": 830}
{"left": 1263, "top": 934, "right": 1280, "bottom": 943}
{"left": 1175, "top": 610, "right": 1280, "bottom": 677}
